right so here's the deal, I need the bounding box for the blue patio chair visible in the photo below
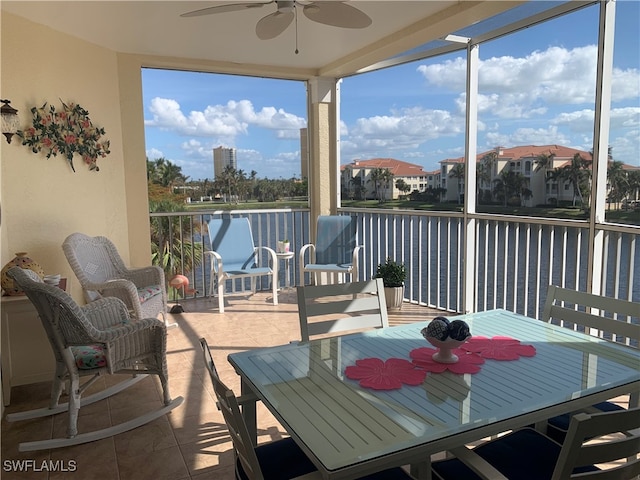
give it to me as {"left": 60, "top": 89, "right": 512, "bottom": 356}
{"left": 299, "top": 215, "right": 362, "bottom": 286}
{"left": 206, "top": 217, "right": 277, "bottom": 313}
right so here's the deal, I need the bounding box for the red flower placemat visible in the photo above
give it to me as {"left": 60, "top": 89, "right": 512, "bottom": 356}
{"left": 461, "top": 336, "right": 536, "bottom": 360}
{"left": 410, "top": 347, "right": 485, "bottom": 374}
{"left": 344, "top": 358, "right": 427, "bottom": 390}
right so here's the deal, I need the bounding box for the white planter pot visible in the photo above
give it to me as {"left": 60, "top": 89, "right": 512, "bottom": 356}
{"left": 277, "top": 241, "right": 290, "bottom": 253}
{"left": 384, "top": 286, "right": 404, "bottom": 311}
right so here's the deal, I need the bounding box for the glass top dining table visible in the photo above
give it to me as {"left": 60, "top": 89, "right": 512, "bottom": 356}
{"left": 227, "top": 309, "right": 640, "bottom": 480}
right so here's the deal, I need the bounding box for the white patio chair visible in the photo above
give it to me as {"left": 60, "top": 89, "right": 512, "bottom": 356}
{"left": 431, "top": 407, "right": 640, "bottom": 479}
{"left": 297, "top": 278, "right": 388, "bottom": 342}
{"left": 200, "top": 337, "right": 415, "bottom": 480}
{"left": 5, "top": 267, "right": 183, "bottom": 452}
{"left": 299, "top": 215, "right": 362, "bottom": 286}
{"left": 62, "top": 232, "right": 169, "bottom": 325}
{"left": 201, "top": 337, "right": 319, "bottom": 480}
{"left": 541, "top": 284, "right": 640, "bottom": 442}
{"left": 205, "top": 217, "right": 277, "bottom": 313}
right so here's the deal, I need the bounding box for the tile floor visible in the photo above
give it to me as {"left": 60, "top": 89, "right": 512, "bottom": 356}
{"left": 1, "top": 291, "right": 440, "bottom": 480}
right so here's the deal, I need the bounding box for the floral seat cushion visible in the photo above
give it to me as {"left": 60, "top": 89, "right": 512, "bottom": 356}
{"left": 137, "top": 285, "right": 162, "bottom": 303}
{"left": 70, "top": 345, "right": 106, "bottom": 370}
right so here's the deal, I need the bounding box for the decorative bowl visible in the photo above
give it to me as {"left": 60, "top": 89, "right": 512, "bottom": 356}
{"left": 424, "top": 336, "right": 471, "bottom": 363}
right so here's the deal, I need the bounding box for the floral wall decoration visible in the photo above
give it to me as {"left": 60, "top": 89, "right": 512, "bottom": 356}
{"left": 17, "top": 100, "right": 110, "bottom": 172}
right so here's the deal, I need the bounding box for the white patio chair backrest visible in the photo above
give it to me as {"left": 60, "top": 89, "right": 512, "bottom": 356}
{"left": 542, "top": 284, "right": 640, "bottom": 346}
{"left": 553, "top": 407, "right": 640, "bottom": 479}
{"left": 297, "top": 278, "right": 388, "bottom": 342}
{"left": 200, "top": 338, "right": 263, "bottom": 480}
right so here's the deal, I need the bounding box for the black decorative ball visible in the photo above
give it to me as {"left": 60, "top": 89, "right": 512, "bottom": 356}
{"left": 448, "top": 319, "right": 470, "bottom": 341}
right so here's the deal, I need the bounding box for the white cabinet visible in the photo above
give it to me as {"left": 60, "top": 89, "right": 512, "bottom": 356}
{"left": 1, "top": 293, "right": 57, "bottom": 406}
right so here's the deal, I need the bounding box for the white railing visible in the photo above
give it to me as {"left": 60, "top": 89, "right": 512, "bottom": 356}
{"left": 150, "top": 207, "right": 639, "bottom": 319}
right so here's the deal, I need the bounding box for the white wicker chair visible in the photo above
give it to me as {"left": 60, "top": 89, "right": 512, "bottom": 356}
{"left": 62, "top": 232, "right": 168, "bottom": 324}
{"left": 5, "top": 267, "right": 183, "bottom": 452}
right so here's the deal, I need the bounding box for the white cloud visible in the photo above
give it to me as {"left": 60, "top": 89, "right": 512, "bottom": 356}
{"left": 343, "top": 107, "right": 464, "bottom": 157}
{"left": 145, "top": 97, "right": 305, "bottom": 140}
{"left": 146, "top": 147, "right": 164, "bottom": 160}
{"left": 485, "top": 126, "right": 571, "bottom": 149}
{"left": 610, "top": 128, "right": 640, "bottom": 166}
{"left": 419, "top": 45, "right": 640, "bottom": 121}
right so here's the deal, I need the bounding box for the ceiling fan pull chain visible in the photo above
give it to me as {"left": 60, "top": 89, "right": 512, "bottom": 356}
{"left": 294, "top": 3, "right": 299, "bottom": 54}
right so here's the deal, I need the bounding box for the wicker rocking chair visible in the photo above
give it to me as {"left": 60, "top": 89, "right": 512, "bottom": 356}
{"left": 5, "top": 267, "right": 183, "bottom": 452}
{"left": 62, "top": 232, "right": 172, "bottom": 326}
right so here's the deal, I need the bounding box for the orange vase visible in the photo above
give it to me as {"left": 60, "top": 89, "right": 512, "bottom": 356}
{"left": 1, "top": 252, "right": 45, "bottom": 295}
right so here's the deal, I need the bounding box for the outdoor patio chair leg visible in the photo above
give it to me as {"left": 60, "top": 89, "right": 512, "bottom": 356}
{"left": 218, "top": 277, "right": 225, "bottom": 313}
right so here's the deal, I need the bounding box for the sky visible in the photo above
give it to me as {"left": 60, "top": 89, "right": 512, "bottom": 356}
{"left": 142, "top": 1, "right": 640, "bottom": 182}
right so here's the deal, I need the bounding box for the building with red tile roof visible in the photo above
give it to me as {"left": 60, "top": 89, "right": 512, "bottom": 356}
{"left": 341, "top": 158, "right": 437, "bottom": 200}
{"left": 343, "top": 146, "right": 636, "bottom": 206}
{"left": 440, "top": 145, "right": 594, "bottom": 206}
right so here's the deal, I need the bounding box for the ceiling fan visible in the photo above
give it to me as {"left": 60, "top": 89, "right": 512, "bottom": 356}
{"left": 181, "top": 1, "right": 372, "bottom": 41}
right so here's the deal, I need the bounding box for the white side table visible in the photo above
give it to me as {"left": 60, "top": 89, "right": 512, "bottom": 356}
{"left": 1, "top": 278, "right": 67, "bottom": 406}
{"left": 276, "top": 252, "right": 295, "bottom": 292}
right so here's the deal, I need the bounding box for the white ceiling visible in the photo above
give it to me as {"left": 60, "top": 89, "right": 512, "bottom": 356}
{"left": 2, "top": 1, "right": 523, "bottom": 79}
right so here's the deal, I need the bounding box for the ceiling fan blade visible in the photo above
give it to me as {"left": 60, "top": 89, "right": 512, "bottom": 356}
{"left": 256, "top": 11, "right": 294, "bottom": 39}
{"left": 181, "top": 1, "right": 272, "bottom": 17}
{"left": 303, "top": 1, "right": 371, "bottom": 29}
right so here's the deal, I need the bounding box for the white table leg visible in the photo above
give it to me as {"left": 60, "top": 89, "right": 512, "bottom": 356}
{"left": 240, "top": 378, "right": 257, "bottom": 446}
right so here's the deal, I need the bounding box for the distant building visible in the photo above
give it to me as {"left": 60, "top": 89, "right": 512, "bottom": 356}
{"left": 213, "top": 146, "right": 237, "bottom": 179}
{"left": 300, "top": 128, "right": 309, "bottom": 179}
{"left": 440, "top": 145, "right": 594, "bottom": 206}
{"left": 341, "top": 158, "right": 431, "bottom": 200}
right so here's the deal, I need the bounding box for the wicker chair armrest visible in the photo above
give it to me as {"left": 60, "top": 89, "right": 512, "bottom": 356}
{"left": 81, "top": 297, "right": 132, "bottom": 330}
{"left": 94, "top": 316, "right": 166, "bottom": 343}
{"left": 88, "top": 279, "right": 139, "bottom": 298}
{"left": 123, "top": 265, "right": 165, "bottom": 288}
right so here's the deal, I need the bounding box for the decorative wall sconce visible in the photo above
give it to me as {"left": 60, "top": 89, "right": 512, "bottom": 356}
{"left": 1, "top": 99, "right": 19, "bottom": 144}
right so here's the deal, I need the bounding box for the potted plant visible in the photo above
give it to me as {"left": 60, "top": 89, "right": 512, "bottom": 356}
{"left": 375, "top": 257, "right": 406, "bottom": 310}
{"left": 277, "top": 239, "right": 290, "bottom": 253}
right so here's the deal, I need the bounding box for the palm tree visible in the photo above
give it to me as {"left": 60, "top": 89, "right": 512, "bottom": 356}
{"left": 149, "top": 198, "right": 203, "bottom": 294}
{"left": 607, "top": 161, "right": 628, "bottom": 209}
{"left": 535, "top": 152, "right": 555, "bottom": 203}
{"left": 147, "top": 157, "right": 188, "bottom": 191}
{"left": 160, "top": 162, "right": 188, "bottom": 191}
{"left": 217, "top": 165, "right": 239, "bottom": 202}
{"left": 449, "top": 163, "right": 465, "bottom": 204}
{"left": 395, "top": 178, "right": 411, "bottom": 199}
{"left": 368, "top": 168, "right": 392, "bottom": 202}
{"left": 477, "top": 152, "right": 496, "bottom": 203}
{"left": 380, "top": 169, "right": 394, "bottom": 201}
{"left": 348, "top": 176, "right": 360, "bottom": 200}
{"left": 493, "top": 170, "right": 529, "bottom": 206}
{"left": 554, "top": 153, "right": 591, "bottom": 208}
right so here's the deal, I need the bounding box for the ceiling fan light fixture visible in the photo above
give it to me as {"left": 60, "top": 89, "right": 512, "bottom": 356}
{"left": 277, "top": 1, "right": 294, "bottom": 13}
{"left": 182, "top": 0, "right": 372, "bottom": 40}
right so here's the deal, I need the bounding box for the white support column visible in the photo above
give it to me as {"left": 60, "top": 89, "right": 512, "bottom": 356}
{"left": 588, "top": 0, "right": 616, "bottom": 296}
{"left": 307, "top": 77, "right": 339, "bottom": 242}
{"left": 462, "top": 42, "right": 479, "bottom": 314}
